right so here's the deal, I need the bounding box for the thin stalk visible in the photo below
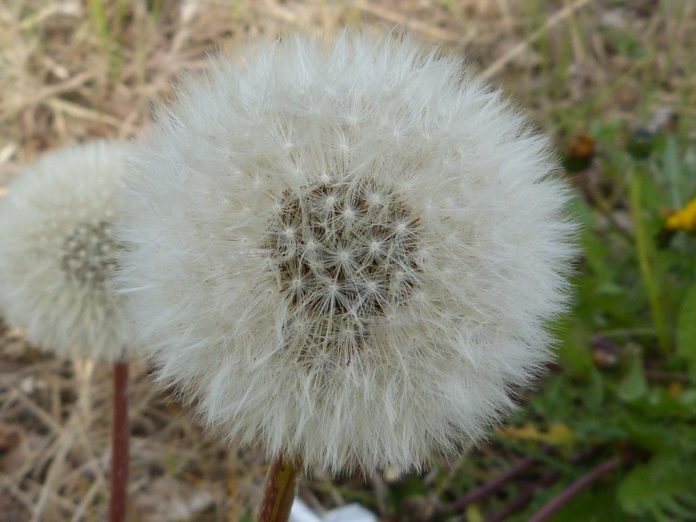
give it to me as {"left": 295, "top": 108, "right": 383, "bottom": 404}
{"left": 628, "top": 167, "right": 670, "bottom": 353}
{"left": 87, "top": 0, "right": 110, "bottom": 42}
{"left": 486, "top": 467, "right": 562, "bottom": 522}
{"left": 110, "top": 362, "right": 129, "bottom": 522}
{"left": 485, "top": 447, "right": 598, "bottom": 522}
{"left": 257, "top": 455, "right": 301, "bottom": 522}
{"left": 528, "top": 457, "right": 620, "bottom": 522}
{"left": 444, "top": 456, "right": 537, "bottom": 514}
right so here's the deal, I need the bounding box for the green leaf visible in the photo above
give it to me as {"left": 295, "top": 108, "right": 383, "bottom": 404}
{"left": 659, "top": 134, "right": 687, "bottom": 207}
{"left": 618, "top": 454, "right": 696, "bottom": 521}
{"left": 557, "top": 319, "right": 594, "bottom": 376}
{"left": 631, "top": 388, "right": 696, "bottom": 421}
{"left": 677, "top": 282, "right": 696, "bottom": 379}
{"left": 617, "top": 414, "right": 691, "bottom": 454}
{"left": 618, "top": 354, "right": 648, "bottom": 402}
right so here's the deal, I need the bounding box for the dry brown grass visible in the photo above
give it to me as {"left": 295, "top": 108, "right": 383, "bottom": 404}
{"left": 1, "top": 1, "right": 695, "bottom": 520}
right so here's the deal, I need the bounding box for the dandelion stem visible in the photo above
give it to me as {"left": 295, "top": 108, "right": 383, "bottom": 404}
{"left": 110, "top": 361, "right": 129, "bottom": 522}
{"left": 257, "top": 455, "right": 300, "bottom": 522}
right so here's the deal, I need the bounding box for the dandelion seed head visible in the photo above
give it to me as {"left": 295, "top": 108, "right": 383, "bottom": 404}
{"left": 0, "top": 141, "right": 132, "bottom": 362}
{"left": 117, "top": 32, "right": 576, "bottom": 474}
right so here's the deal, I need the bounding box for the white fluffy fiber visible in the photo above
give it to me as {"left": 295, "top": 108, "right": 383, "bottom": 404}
{"left": 0, "top": 141, "right": 132, "bottom": 363}
{"left": 117, "top": 32, "right": 576, "bottom": 474}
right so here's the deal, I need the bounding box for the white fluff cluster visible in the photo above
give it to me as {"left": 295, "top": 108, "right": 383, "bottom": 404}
{"left": 0, "top": 141, "right": 131, "bottom": 363}
{"left": 117, "top": 32, "right": 575, "bottom": 474}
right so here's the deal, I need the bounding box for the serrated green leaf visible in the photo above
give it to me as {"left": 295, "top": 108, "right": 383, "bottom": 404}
{"left": 677, "top": 283, "right": 696, "bottom": 379}
{"left": 617, "top": 415, "right": 681, "bottom": 453}
{"left": 618, "top": 454, "right": 696, "bottom": 520}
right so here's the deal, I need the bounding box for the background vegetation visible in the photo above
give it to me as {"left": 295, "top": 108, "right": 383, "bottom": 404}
{"left": 0, "top": 0, "right": 695, "bottom": 520}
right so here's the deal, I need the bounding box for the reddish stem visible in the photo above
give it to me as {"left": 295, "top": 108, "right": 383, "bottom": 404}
{"left": 486, "top": 467, "right": 562, "bottom": 522}
{"left": 528, "top": 457, "right": 620, "bottom": 522}
{"left": 485, "top": 448, "right": 598, "bottom": 522}
{"left": 257, "top": 455, "right": 300, "bottom": 522}
{"left": 110, "top": 362, "right": 129, "bottom": 522}
{"left": 447, "top": 456, "right": 537, "bottom": 513}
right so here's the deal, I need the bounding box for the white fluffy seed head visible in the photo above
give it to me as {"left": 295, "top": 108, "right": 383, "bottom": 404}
{"left": 0, "top": 141, "right": 132, "bottom": 363}
{"left": 116, "top": 32, "right": 577, "bottom": 475}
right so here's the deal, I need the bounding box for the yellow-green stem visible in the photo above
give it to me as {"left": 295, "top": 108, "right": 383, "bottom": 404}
{"left": 628, "top": 167, "right": 670, "bottom": 353}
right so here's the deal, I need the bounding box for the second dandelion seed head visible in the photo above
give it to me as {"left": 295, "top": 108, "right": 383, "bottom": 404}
{"left": 0, "top": 140, "right": 133, "bottom": 362}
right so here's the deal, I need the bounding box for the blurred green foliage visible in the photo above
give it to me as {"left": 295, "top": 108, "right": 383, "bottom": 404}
{"left": 450, "top": 125, "right": 694, "bottom": 521}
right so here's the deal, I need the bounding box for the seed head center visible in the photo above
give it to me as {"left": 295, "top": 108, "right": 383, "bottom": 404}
{"left": 266, "top": 176, "right": 421, "bottom": 350}
{"left": 61, "top": 221, "right": 121, "bottom": 285}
